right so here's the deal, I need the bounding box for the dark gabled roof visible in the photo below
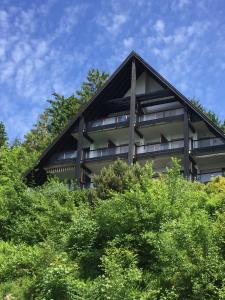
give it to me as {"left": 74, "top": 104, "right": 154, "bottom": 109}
{"left": 26, "top": 51, "right": 225, "bottom": 176}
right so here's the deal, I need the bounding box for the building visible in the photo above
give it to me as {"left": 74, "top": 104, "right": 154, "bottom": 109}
{"left": 25, "top": 51, "right": 225, "bottom": 188}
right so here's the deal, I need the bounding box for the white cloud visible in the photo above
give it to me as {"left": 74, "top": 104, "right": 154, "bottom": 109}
{"left": 171, "top": 0, "right": 190, "bottom": 10}
{"left": 177, "top": 0, "right": 190, "bottom": 8}
{"left": 97, "top": 13, "right": 128, "bottom": 35}
{"left": 0, "top": 10, "right": 9, "bottom": 34}
{"left": 57, "top": 4, "right": 87, "bottom": 35}
{"left": 154, "top": 20, "right": 165, "bottom": 34}
{"left": 123, "top": 37, "right": 134, "bottom": 48}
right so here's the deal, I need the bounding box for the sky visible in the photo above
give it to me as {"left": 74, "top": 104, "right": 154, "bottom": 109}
{"left": 1, "top": 0, "right": 225, "bottom": 142}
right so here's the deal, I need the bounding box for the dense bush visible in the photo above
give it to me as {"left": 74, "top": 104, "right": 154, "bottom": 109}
{"left": 0, "top": 153, "right": 224, "bottom": 299}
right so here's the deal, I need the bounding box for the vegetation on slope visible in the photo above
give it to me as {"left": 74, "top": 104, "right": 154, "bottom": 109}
{"left": 0, "top": 153, "right": 224, "bottom": 299}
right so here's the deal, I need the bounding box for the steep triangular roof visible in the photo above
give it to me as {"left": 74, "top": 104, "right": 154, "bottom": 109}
{"left": 27, "top": 51, "right": 225, "bottom": 173}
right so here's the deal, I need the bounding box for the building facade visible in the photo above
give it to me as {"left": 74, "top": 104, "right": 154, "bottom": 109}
{"left": 26, "top": 52, "right": 225, "bottom": 187}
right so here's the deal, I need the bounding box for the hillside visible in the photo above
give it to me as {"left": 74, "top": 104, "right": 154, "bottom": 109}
{"left": 0, "top": 150, "right": 224, "bottom": 299}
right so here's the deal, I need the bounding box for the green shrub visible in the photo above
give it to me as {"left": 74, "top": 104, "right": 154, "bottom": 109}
{"left": 0, "top": 157, "right": 224, "bottom": 299}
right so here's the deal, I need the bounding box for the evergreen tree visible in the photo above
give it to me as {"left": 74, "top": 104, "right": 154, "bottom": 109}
{"left": 0, "top": 121, "right": 8, "bottom": 147}
{"left": 23, "top": 111, "right": 52, "bottom": 153}
{"left": 11, "top": 138, "right": 22, "bottom": 148}
{"left": 76, "top": 68, "right": 109, "bottom": 103}
{"left": 23, "top": 68, "right": 109, "bottom": 152}
{"left": 191, "top": 98, "right": 222, "bottom": 129}
{"left": 47, "top": 69, "right": 109, "bottom": 135}
{"left": 47, "top": 93, "right": 81, "bottom": 136}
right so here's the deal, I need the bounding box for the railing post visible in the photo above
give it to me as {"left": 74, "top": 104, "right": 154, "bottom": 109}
{"left": 128, "top": 58, "right": 136, "bottom": 165}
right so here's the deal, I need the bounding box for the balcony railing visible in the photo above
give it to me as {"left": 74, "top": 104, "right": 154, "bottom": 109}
{"left": 87, "top": 115, "right": 129, "bottom": 129}
{"left": 197, "top": 171, "right": 223, "bottom": 183}
{"left": 50, "top": 151, "right": 77, "bottom": 162}
{"left": 139, "top": 108, "right": 184, "bottom": 123}
{"left": 84, "top": 145, "right": 129, "bottom": 160}
{"left": 136, "top": 139, "right": 184, "bottom": 155}
{"left": 193, "top": 138, "right": 225, "bottom": 149}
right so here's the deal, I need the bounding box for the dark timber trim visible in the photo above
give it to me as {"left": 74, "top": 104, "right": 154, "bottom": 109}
{"left": 189, "top": 121, "right": 196, "bottom": 134}
{"left": 76, "top": 116, "right": 84, "bottom": 186}
{"left": 128, "top": 58, "right": 136, "bottom": 164}
{"left": 189, "top": 154, "right": 196, "bottom": 166}
{"left": 183, "top": 107, "right": 190, "bottom": 178}
{"left": 108, "top": 139, "right": 116, "bottom": 147}
{"left": 81, "top": 163, "right": 92, "bottom": 175}
{"left": 135, "top": 127, "right": 143, "bottom": 139}
{"left": 83, "top": 131, "right": 94, "bottom": 143}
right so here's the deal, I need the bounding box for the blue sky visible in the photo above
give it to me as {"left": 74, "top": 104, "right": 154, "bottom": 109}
{"left": 1, "top": 0, "right": 225, "bottom": 141}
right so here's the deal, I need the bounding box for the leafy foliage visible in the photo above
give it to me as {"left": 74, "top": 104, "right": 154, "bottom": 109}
{"left": 0, "top": 152, "right": 224, "bottom": 299}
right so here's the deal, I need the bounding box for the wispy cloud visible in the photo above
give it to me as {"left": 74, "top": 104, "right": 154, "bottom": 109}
{"left": 1, "top": 0, "right": 225, "bottom": 140}
{"left": 171, "top": 0, "right": 191, "bottom": 11}
{"left": 0, "top": 2, "right": 89, "bottom": 140}
{"left": 96, "top": 13, "right": 128, "bottom": 35}
{"left": 123, "top": 37, "right": 134, "bottom": 49}
{"left": 154, "top": 20, "right": 165, "bottom": 34}
{"left": 57, "top": 4, "right": 87, "bottom": 35}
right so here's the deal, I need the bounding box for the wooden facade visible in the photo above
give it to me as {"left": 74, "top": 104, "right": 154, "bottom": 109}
{"left": 25, "top": 52, "right": 225, "bottom": 187}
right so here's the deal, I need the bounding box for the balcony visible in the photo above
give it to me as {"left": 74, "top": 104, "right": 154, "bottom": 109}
{"left": 87, "top": 115, "right": 129, "bottom": 131}
{"left": 197, "top": 171, "right": 223, "bottom": 183}
{"left": 136, "top": 139, "right": 184, "bottom": 155}
{"left": 84, "top": 145, "right": 129, "bottom": 160}
{"left": 48, "top": 150, "right": 77, "bottom": 165}
{"left": 193, "top": 138, "right": 225, "bottom": 149}
{"left": 138, "top": 108, "right": 184, "bottom": 124}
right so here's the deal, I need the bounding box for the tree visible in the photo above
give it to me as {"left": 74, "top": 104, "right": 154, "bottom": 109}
{"left": 92, "top": 159, "right": 153, "bottom": 200}
{"left": 0, "top": 121, "right": 7, "bottom": 147}
{"left": 46, "top": 93, "right": 81, "bottom": 136}
{"left": 190, "top": 98, "right": 223, "bottom": 130}
{"left": 76, "top": 69, "right": 109, "bottom": 103}
{"left": 23, "top": 111, "right": 52, "bottom": 153}
{"left": 23, "top": 68, "right": 109, "bottom": 152}
{"left": 47, "top": 69, "right": 109, "bottom": 136}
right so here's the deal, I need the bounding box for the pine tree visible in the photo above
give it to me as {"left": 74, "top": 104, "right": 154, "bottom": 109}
{"left": 47, "top": 68, "right": 109, "bottom": 136}
{"left": 0, "top": 121, "right": 8, "bottom": 147}
{"left": 76, "top": 68, "right": 109, "bottom": 103}
{"left": 191, "top": 98, "right": 222, "bottom": 129}
{"left": 23, "top": 68, "right": 109, "bottom": 152}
